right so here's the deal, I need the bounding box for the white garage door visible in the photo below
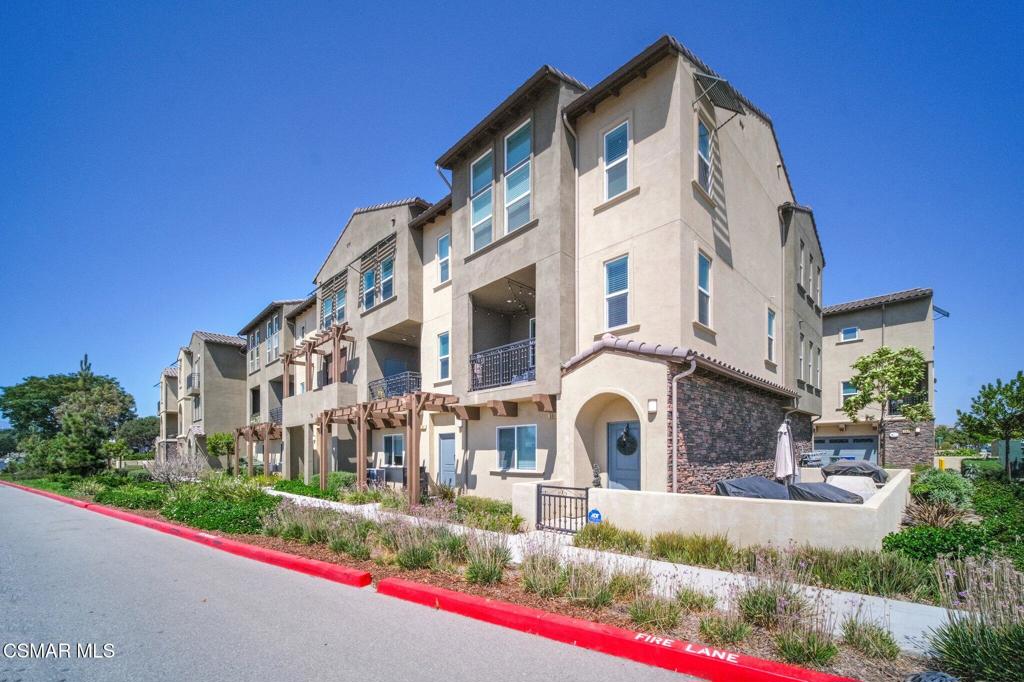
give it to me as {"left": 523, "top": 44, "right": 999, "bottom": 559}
{"left": 813, "top": 437, "right": 878, "bottom": 464}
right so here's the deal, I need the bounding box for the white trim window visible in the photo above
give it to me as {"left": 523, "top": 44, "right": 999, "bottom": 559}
{"left": 841, "top": 326, "right": 860, "bottom": 342}
{"left": 380, "top": 257, "right": 395, "bottom": 301}
{"left": 808, "top": 254, "right": 816, "bottom": 298}
{"left": 697, "top": 251, "right": 712, "bottom": 327}
{"left": 437, "top": 233, "right": 451, "bottom": 284}
{"left": 841, "top": 381, "right": 857, "bottom": 406}
{"left": 504, "top": 120, "right": 532, "bottom": 233}
{"left": 322, "top": 296, "right": 334, "bottom": 329}
{"left": 248, "top": 330, "right": 261, "bottom": 372}
{"left": 799, "top": 240, "right": 806, "bottom": 288}
{"left": 470, "top": 151, "right": 494, "bottom": 252}
{"left": 335, "top": 289, "right": 346, "bottom": 324}
{"left": 383, "top": 434, "right": 405, "bottom": 467}
{"left": 604, "top": 121, "right": 629, "bottom": 200}
{"left": 362, "top": 268, "right": 376, "bottom": 309}
{"left": 438, "top": 331, "right": 450, "bottom": 381}
{"left": 604, "top": 255, "right": 629, "bottom": 328}
{"left": 816, "top": 347, "right": 822, "bottom": 388}
{"left": 767, "top": 308, "right": 776, "bottom": 362}
{"left": 798, "top": 332, "right": 805, "bottom": 382}
{"left": 497, "top": 424, "right": 536, "bottom": 471}
{"left": 697, "top": 118, "right": 713, "bottom": 193}
{"left": 266, "top": 314, "right": 281, "bottom": 363}
{"left": 807, "top": 339, "right": 815, "bottom": 387}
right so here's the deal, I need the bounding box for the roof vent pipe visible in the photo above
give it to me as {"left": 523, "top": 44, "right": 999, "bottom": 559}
{"left": 671, "top": 356, "right": 699, "bottom": 493}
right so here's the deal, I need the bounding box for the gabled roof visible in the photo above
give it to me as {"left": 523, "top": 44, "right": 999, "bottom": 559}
{"left": 436, "top": 65, "right": 587, "bottom": 169}
{"left": 563, "top": 334, "right": 797, "bottom": 398}
{"left": 285, "top": 293, "right": 317, "bottom": 320}
{"left": 161, "top": 367, "right": 178, "bottom": 378}
{"left": 779, "top": 202, "right": 826, "bottom": 268}
{"left": 823, "top": 288, "right": 933, "bottom": 316}
{"left": 238, "top": 299, "right": 306, "bottom": 335}
{"left": 408, "top": 194, "right": 452, "bottom": 230}
{"left": 192, "top": 330, "right": 247, "bottom": 348}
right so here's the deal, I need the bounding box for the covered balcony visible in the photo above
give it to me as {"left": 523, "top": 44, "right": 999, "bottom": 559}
{"left": 368, "top": 371, "right": 421, "bottom": 399}
{"left": 185, "top": 372, "right": 200, "bottom": 396}
{"left": 469, "top": 267, "right": 536, "bottom": 392}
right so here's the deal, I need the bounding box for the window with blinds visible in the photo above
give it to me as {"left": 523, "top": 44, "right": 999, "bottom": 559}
{"left": 320, "top": 271, "right": 347, "bottom": 329}
{"left": 358, "top": 234, "right": 397, "bottom": 311}
{"left": 604, "top": 121, "right": 629, "bottom": 200}
{"left": 605, "top": 255, "right": 629, "bottom": 329}
{"left": 504, "top": 120, "right": 532, "bottom": 233}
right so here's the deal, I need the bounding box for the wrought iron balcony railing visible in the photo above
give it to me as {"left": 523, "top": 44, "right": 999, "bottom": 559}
{"left": 185, "top": 372, "right": 200, "bottom": 395}
{"left": 470, "top": 338, "right": 535, "bottom": 391}
{"left": 368, "top": 371, "right": 421, "bottom": 400}
{"left": 269, "top": 406, "right": 283, "bottom": 424}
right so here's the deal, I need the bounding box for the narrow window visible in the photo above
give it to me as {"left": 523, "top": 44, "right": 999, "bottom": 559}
{"left": 336, "top": 289, "right": 346, "bottom": 323}
{"left": 767, "top": 309, "right": 776, "bottom": 362}
{"left": 697, "top": 252, "right": 712, "bottom": 327}
{"left": 808, "top": 254, "right": 816, "bottom": 296}
{"left": 605, "top": 255, "right": 629, "bottom": 328}
{"left": 841, "top": 326, "right": 859, "bottom": 342}
{"left": 842, "top": 381, "right": 857, "bottom": 405}
{"left": 380, "top": 257, "right": 394, "bottom": 301}
{"left": 383, "top": 434, "right": 405, "bottom": 467}
{"left": 816, "top": 266, "right": 822, "bottom": 305}
{"left": 438, "top": 331, "right": 450, "bottom": 381}
{"left": 437, "top": 233, "right": 451, "bottom": 284}
{"left": 604, "top": 121, "right": 629, "bottom": 200}
{"left": 322, "top": 296, "right": 334, "bottom": 329}
{"left": 362, "top": 268, "right": 376, "bottom": 309}
{"left": 697, "top": 119, "right": 713, "bottom": 193}
{"left": 265, "top": 314, "right": 280, "bottom": 362}
{"left": 807, "top": 339, "right": 814, "bottom": 386}
{"left": 504, "top": 120, "right": 532, "bottom": 233}
{"left": 497, "top": 425, "right": 536, "bottom": 471}
{"left": 816, "top": 347, "right": 822, "bottom": 388}
{"left": 799, "top": 240, "right": 805, "bottom": 288}
{"left": 471, "top": 151, "right": 494, "bottom": 252}
{"left": 248, "top": 332, "right": 260, "bottom": 372}
{"left": 799, "top": 333, "right": 805, "bottom": 382}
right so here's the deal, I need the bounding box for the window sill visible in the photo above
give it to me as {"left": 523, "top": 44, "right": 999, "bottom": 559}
{"left": 434, "top": 379, "right": 452, "bottom": 388}
{"left": 691, "top": 180, "right": 716, "bottom": 207}
{"left": 593, "top": 186, "right": 640, "bottom": 215}
{"left": 433, "top": 279, "right": 452, "bottom": 293}
{"left": 360, "top": 295, "right": 397, "bottom": 316}
{"left": 796, "top": 282, "right": 807, "bottom": 296}
{"left": 595, "top": 323, "right": 640, "bottom": 339}
{"left": 764, "top": 359, "right": 778, "bottom": 371}
{"left": 692, "top": 320, "right": 716, "bottom": 336}
{"left": 836, "top": 338, "right": 863, "bottom": 345}
{"left": 464, "top": 218, "right": 538, "bottom": 263}
{"left": 489, "top": 469, "right": 541, "bottom": 477}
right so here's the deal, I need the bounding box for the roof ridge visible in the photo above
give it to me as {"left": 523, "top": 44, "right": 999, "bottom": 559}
{"left": 351, "top": 197, "right": 430, "bottom": 215}
{"left": 823, "top": 288, "right": 933, "bottom": 315}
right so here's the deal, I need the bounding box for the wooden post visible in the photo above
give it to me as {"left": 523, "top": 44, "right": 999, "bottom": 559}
{"left": 357, "top": 405, "right": 368, "bottom": 489}
{"left": 263, "top": 428, "right": 271, "bottom": 477}
{"left": 305, "top": 347, "right": 313, "bottom": 392}
{"left": 282, "top": 357, "right": 290, "bottom": 399}
{"left": 247, "top": 437, "right": 254, "bottom": 477}
{"left": 319, "top": 414, "right": 329, "bottom": 491}
{"left": 331, "top": 333, "right": 340, "bottom": 384}
{"left": 406, "top": 394, "right": 420, "bottom": 506}
{"left": 233, "top": 434, "right": 240, "bottom": 476}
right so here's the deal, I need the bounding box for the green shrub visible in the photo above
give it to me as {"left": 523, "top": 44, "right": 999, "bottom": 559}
{"left": 454, "top": 495, "right": 523, "bottom": 533}
{"left": 774, "top": 627, "right": 838, "bottom": 667}
{"left": 629, "top": 595, "right": 681, "bottom": 631}
{"left": 698, "top": 615, "right": 751, "bottom": 646}
{"left": 793, "top": 545, "right": 939, "bottom": 601}
{"left": 273, "top": 478, "right": 334, "bottom": 499}
{"left": 910, "top": 469, "right": 973, "bottom": 508}
{"left": 379, "top": 487, "right": 410, "bottom": 512}
{"left": 841, "top": 616, "right": 900, "bottom": 660}
{"left": 70, "top": 479, "right": 106, "bottom": 498}
{"left": 127, "top": 468, "right": 152, "bottom": 483}
{"left": 340, "top": 488, "right": 384, "bottom": 505}
{"left": 93, "top": 470, "right": 130, "bottom": 488}
{"left": 675, "top": 586, "right": 716, "bottom": 613}
{"left": 431, "top": 529, "right": 468, "bottom": 563}
{"left": 521, "top": 544, "right": 567, "bottom": 597}
{"left": 565, "top": 561, "right": 613, "bottom": 609}
{"left": 574, "top": 522, "right": 646, "bottom": 555}
{"left": 737, "top": 582, "right": 805, "bottom": 628}
{"left": 609, "top": 569, "right": 652, "bottom": 601}
{"left": 94, "top": 484, "right": 167, "bottom": 509}
{"left": 465, "top": 533, "right": 510, "bottom": 585}
{"left": 650, "top": 532, "right": 737, "bottom": 570}
{"left": 162, "top": 495, "right": 279, "bottom": 534}
{"left": 327, "top": 471, "right": 356, "bottom": 493}
{"left": 882, "top": 524, "right": 990, "bottom": 563}
{"left": 962, "top": 458, "right": 1005, "bottom": 482}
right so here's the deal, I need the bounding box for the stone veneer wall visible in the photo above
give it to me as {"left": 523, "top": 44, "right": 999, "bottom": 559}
{"left": 881, "top": 420, "right": 935, "bottom": 469}
{"left": 667, "top": 363, "right": 813, "bottom": 494}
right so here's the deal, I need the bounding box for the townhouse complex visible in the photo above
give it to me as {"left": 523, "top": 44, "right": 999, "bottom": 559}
{"left": 155, "top": 35, "right": 937, "bottom": 505}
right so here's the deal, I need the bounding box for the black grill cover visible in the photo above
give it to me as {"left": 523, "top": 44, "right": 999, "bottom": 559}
{"left": 715, "top": 476, "right": 790, "bottom": 500}
{"left": 787, "top": 482, "right": 864, "bottom": 504}
{"left": 822, "top": 460, "right": 888, "bottom": 484}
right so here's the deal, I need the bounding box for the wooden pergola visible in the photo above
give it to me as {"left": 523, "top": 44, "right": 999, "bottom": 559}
{"left": 233, "top": 421, "right": 283, "bottom": 476}
{"left": 281, "top": 321, "right": 354, "bottom": 398}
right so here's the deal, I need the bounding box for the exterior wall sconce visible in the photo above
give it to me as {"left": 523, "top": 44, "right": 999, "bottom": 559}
{"left": 647, "top": 399, "right": 658, "bottom": 416}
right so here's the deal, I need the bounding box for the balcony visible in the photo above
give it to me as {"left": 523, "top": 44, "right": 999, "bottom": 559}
{"left": 185, "top": 373, "right": 200, "bottom": 396}
{"left": 368, "top": 371, "right": 422, "bottom": 400}
{"left": 269, "top": 406, "right": 282, "bottom": 424}
{"left": 470, "top": 338, "right": 535, "bottom": 391}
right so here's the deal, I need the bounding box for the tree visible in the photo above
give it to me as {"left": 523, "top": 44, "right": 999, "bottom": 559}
{"left": 99, "top": 439, "right": 131, "bottom": 469}
{"left": 842, "top": 346, "right": 934, "bottom": 466}
{"left": 956, "top": 371, "right": 1024, "bottom": 478}
{"left": 935, "top": 424, "right": 975, "bottom": 450}
{"left": 0, "top": 429, "right": 17, "bottom": 457}
{"left": 116, "top": 416, "right": 160, "bottom": 453}
{"left": 0, "top": 371, "right": 122, "bottom": 440}
{"left": 207, "top": 432, "right": 235, "bottom": 473}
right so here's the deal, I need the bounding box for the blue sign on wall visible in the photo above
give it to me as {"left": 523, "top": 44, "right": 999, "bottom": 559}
{"left": 587, "top": 508, "right": 602, "bottom": 524}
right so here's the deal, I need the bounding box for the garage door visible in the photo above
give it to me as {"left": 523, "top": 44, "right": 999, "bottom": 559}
{"left": 813, "top": 437, "right": 878, "bottom": 464}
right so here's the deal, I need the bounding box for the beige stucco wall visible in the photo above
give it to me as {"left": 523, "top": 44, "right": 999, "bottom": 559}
{"left": 420, "top": 215, "right": 454, "bottom": 392}
{"left": 461, "top": 402, "right": 557, "bottom": 501}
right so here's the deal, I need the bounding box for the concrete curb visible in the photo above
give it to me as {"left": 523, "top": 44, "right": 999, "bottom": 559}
{"left": 0, "top": 480, "right": 372, "bottom": 588}
{"left": 376, "top": 578, "right": 857, "bottom": 682}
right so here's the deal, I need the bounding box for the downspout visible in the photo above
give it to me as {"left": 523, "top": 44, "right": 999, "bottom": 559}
{"left": 562, "top": 110, "right": 580, "bottom": 357}
{"left": 670, "top": 356, "right": 699, "bottom": 493}
{"left": 435, "top": 164, "right": 452, "bottom": 191}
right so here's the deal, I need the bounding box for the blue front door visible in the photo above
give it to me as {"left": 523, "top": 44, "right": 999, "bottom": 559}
{"left": 438, "top": 433, "right": 457, "bottom": 487}
{"left": 607, "top": 421, "right": 641, "bottom": 490}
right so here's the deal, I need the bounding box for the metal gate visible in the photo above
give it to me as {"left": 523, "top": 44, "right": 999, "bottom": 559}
{"left": 536, "top": 485, "right": 589, "bottom": 534}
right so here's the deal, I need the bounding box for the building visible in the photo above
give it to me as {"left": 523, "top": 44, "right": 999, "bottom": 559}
{"left": 816, "top": 288, "right": 938, "bottom": 468}
{"left": 155, "top": 365, "right": 179, "bottom": 463}
{"left": 274, "top": 35, "right": 826, "bottom": 501}
{"left": 175, "top": 331, "right": 247, "bottom": 467}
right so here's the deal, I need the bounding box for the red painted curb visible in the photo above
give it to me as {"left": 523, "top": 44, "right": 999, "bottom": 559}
{"left": 376, "top": 578, "right": 856, "bottom": 682}
{"left": 0, "top": 480, "right": 372, "bottom": 588}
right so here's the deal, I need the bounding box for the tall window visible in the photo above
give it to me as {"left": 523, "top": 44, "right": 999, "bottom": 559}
{"left": 336, "top": 289, "right": 346, "bottom": 323}
{"left": 808, "top": 255, "right": 816, "bottom": 297}
{"left": 604, "top": 121, "right": 629, "bottom": 200}
{"left": 841, "top": 381, "right": 857, "bottom": 405}
{"left": 799, "top": 240, "right": 806, "bottom": 288}
{"left": 497, "top": 425, "right": 536, "bottom": 471}
{"left": 321, "top": 296, "right": 334, "bottom": 329}
{"left": 697, "top": 252, "right": 712, "bottom": 327}
{"left": 192, "top": 396, "right": 202, "bottom": 421}
{"left": 380, "top": 257, "right": 394, "bottom": 301}
{"left": 362, "top": 269, "right": 376, "bottom": 309}
{"left": 437, "top": 233, "right": 450, "bottom": 284}
{"left": 438, "top": 331, "right": 450, "bottom": 381}
{"left": 504, "top": 120, "right": 532, "bottom": 233}
{"left": 605, "top": 255, "right": 629, "bottom": 328}
{"left": 767, "top": 308, "right": 776, "bottom": 362}
{"left": 807, "top": 339, "right": 814, "bottom": 386}
{"left": 248, "top": 330, "right": 261, "bottom": 372}
{"left": 816, "top": 347, "right": 822, "bottom": 387}
{"left": 697, "top": 119, "right": 713, "bottom": 193}
{"left": 383, "top": 434, "right": 405, "bottom": 467}
{"left": 798, "top": 333, "right": 805, "bottom": 382}
{"left": 471, "top": 151, "right": 493, "bottom": 252}
{"left": 266, "top": 314, "right": 281, "bottom": 362}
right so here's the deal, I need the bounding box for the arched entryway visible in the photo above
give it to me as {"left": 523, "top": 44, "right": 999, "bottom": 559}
{"left": 573, "top": 392, "right": 643, "bottom": 490}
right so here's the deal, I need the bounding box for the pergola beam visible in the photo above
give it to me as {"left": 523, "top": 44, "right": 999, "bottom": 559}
{"left": 487, "top": 400, "right": 518, "bottom": 417}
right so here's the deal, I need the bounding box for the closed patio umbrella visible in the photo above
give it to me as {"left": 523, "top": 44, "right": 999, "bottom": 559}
{"left": 774, "top": 421, "right": 796, "bottom": 484}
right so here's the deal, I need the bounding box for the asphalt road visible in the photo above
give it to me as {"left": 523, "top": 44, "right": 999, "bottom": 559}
{"left": 0, "top": 486, "right": 696, "bottom": 682}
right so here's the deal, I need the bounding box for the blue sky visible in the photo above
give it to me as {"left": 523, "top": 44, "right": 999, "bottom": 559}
{"left": 1, "top": 1, "right": 1021, "bottom": 426}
